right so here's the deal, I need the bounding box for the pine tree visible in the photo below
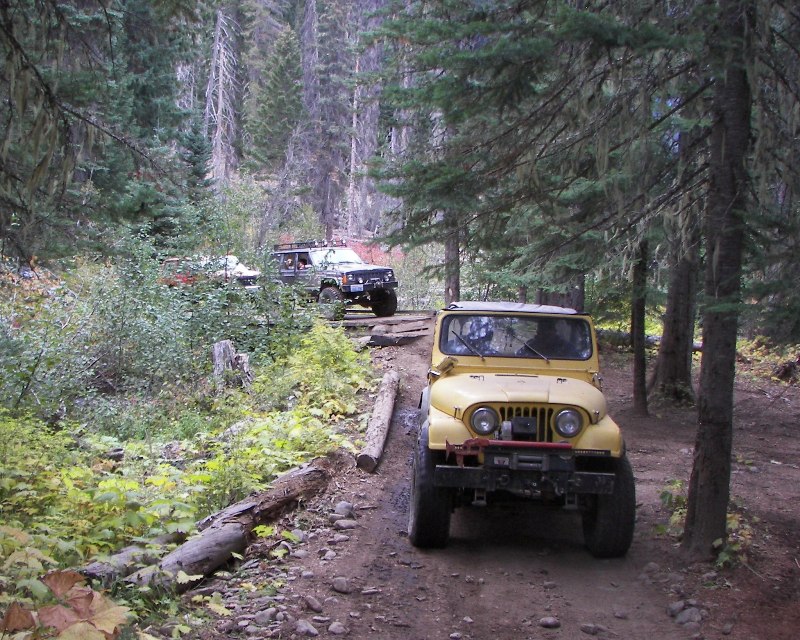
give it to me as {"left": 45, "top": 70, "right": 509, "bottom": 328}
{"left": 375, "top": 1, "right": 683, "bottom": 300}
{"left": 0, "top": 0, "right": 201, "bottom": 261}
{"left": 245, "top": 26, "right": 304, "bottom": 171}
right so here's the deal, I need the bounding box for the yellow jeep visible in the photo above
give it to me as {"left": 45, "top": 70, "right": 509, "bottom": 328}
{"left": 409, "top": 301, "right": 635, "bottom": 557}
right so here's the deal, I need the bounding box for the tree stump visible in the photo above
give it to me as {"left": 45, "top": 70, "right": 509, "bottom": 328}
{"left": 212, "top": 340, "right": 253, "bottom": 389}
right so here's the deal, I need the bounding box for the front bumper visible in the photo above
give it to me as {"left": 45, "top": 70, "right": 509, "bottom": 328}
{"left": 342, "top": 280, "right": 398, "bottom": 294}
{"left": 433, "top": 439, "right": 615, "bottom": 496}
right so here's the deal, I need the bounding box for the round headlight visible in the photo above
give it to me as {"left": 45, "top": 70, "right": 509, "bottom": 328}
{"left": 470, "top": 407, "right": 499, "bottom": 435}
{"left": 554, "top": 409, "right": 583, "bottom": 438}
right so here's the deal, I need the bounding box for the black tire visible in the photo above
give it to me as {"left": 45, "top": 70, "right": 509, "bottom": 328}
{"left": 318, "top": 286, "right": 346, "bottom": 320}
{"left": 582, "top": 455, "right": 636, "bottom": 558}
{"left": 408, "top": 427, "right": 452, "bottom": 548}
{"left": 371, "top": 289, "right": 398, "bottom": 317}
{"left": 319, "top": 286, "right": 345, "bottom": 304}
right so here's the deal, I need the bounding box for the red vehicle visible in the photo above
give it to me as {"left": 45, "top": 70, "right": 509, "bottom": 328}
{"left": 158, "top": 257, "right": 200, "bottom": 286}
{"left": 159, "top": 255, "right": 260, "bottom": 289}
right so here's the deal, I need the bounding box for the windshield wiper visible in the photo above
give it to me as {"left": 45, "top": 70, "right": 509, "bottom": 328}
{"left": 518, "top": 340, "right": 550, "bottom": 363}
{"left": 454, "top": 334, "right": 484, "bottom": 359}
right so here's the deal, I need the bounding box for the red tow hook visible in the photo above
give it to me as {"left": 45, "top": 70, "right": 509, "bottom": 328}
{"left": 445, "top": 438, "right": 492, "bottom": 466}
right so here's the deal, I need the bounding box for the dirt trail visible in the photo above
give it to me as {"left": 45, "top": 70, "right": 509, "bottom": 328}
{"left": 181, "top": 315, "right": 800, "bottom": 640}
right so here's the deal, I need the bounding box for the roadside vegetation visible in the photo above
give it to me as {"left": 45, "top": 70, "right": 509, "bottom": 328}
{"left": 0, "top": 244, "right": 381, "bottom": 634}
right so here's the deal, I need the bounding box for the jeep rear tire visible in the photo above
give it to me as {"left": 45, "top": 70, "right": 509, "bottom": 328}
{"left": 408, "top": 427, "right": 452, "bottom": 548}
{"left": 371, "top": 289, "right": 398, "bottom": 317}
{"left": 581, "top": 455, "right": 636, "bottom": 558}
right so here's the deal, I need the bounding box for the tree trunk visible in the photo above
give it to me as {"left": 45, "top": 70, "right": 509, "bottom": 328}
{"left": 648, "top": 241, "right": 699, "bottom": 403}
{"left": 631, "top": 239, "right": 649, "bottom": 416}
{"left": 444, "top": 210, "right": 460, "bottom": 304}
{"left": 82, "top": 533, "right": 185, "bottom": 585}
{"left": 682, "top": 0, "right": 752, "bottom": 561}
{"left": 649, "top": 127, "right": 702, "bottom": 404}
{"left": 211, "top": 340, "right": 253, "bottom": 390}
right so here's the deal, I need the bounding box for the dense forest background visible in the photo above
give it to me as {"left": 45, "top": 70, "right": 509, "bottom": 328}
{"left": 2, "top": 0, "right": 799, "bottom": 342}
{"left": 2, "top": 0, "right": 800, "bottom": 623}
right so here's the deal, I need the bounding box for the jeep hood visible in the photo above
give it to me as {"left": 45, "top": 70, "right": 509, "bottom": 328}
{"left": 340, "top": 262, "right": 391, "bottom": 271}
{"left": 430, "top": 373, "right": 608, "bottom": 419}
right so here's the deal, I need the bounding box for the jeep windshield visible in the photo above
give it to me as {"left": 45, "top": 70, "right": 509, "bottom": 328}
{"left": 309, "top": 248, "right": 365, "bottom": 267}
{"left": 439, "top": 313, "right": 593, "bottom": 360}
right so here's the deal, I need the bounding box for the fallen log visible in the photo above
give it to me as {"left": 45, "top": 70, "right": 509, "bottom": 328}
{"left": 125, "top": 451, "right": 350, "bottom": 591}
{"left": 371, "top": 320, "right": 430, "bottom": 335}
{"left": 356, "top": 370, "right": 400, "bottom": 472}
{"left": 82, "top": 532, "right": 185, "bottom": 585}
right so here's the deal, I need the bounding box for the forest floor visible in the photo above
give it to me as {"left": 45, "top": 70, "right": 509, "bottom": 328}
{"left": 168, "top": 314, "right": 800, "bottom": 640}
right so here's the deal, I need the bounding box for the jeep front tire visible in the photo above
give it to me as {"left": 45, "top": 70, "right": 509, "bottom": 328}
{"left": 371, "top": 289, "right": 398, "bottom": 317}
{"left": 408, "top": 426, "right": 452, "bottom": 548}
{"left": 319, "top": 286, "right": 345, "bottom": 304}
{"left": 581, "top": 455, "right": 636, "bottom": 558}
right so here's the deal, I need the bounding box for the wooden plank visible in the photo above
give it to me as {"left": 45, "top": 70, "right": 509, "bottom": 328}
{"left": 335, "top": 314, "right": 433, "bottom": 328}
{"left": 371, "top": 320, "right": 430, "bottom": 335}
{"left": 368, "top": 330, "right": 430, "bottom": 346}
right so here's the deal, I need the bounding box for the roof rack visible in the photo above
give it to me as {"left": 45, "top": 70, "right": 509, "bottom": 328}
{"left": 273, "top": 239, "right": 348, "bottom": 250}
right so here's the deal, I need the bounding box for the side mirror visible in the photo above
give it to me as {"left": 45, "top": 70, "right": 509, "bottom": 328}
{"left": 429, "top": 356, "right": 458, "bottom": 379}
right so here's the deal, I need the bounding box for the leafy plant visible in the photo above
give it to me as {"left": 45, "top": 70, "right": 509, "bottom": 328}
{"left": 657, "top": 478, "right": 756, "bottom": 567}
{"left": 1, "top": 263, "right": 377, "bottom": 630}
{"left": 656, "top": 479, "right": 688, "bottom": 538}
{"left": 713, "top": 506, "right": 757, "bottom": 568}
{"left": 0, "top": 570, "right": 130, "bottom": 639}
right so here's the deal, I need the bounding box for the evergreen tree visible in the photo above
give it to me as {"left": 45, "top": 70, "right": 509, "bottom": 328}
{"left": 245, "top": 26, "right": 304, "bottom": 171}
{"left": 0, "top": 0, "right": 201, "bottom": 262}
{"left": 181, "top": 116, "right": 214, "bottom": 202}
{"left": 375, "top": 1, "right": 682, "bottom": 300}
{"left": 304, "top": 0, "right": 355, "bottom": 239}
{"left": 683, "top": 0, "right": 754, "bottom": 561}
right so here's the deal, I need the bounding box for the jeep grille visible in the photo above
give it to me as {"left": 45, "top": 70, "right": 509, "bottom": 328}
{"left": 496, "top": 405, "right": 556, "bottom": 442}
{"left": 348, "top": 270, "right": 391, "bottom": 284}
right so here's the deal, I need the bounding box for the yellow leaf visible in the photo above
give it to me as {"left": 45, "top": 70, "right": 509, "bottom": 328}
{"left": 176, "top": 570, "right": 203, "bottom": 584}
{"left": 89, "top": 594, "right": 130, "bottom": 634}
{"left": 90, "top": 605, "right": 130, "bottom": 634}
{"left": 205, "top": 602, "right": 232, "bottom": 617}
{"left": 56, "top": 621, "right": 107, "bottom": 640}
{"left": 2, "top": 550, "right": 38, "bottom": 570}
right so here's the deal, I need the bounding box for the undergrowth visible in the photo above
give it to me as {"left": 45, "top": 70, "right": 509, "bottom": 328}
{"left": 656, "top": 479, "right": 756, "bottom": 569}
{"left": 0, "top": 248, "right": 378, "bottom": 637}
